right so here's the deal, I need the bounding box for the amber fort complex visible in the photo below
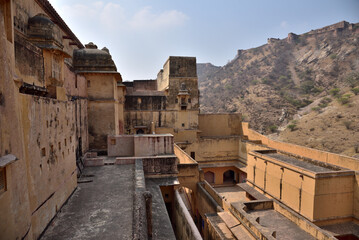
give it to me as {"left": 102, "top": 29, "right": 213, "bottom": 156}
{"left": 0, "top": 0, "right": 358, "bottom": 239}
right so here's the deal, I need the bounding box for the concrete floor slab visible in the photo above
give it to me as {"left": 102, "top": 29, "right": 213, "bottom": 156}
{"left": 41, "top": 165, "right": 134, "bottom": 240}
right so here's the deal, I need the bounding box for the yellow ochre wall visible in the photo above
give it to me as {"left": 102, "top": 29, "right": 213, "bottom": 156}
{"left": 0, "top": 2, "right": 33, "bottom": 238}
{"left": 0, "top": 1, "right": 88, "bottom": 239}
{"left": 184, "top": 137, "right": 240, "bottom": 163}
{"left": 86, "top": 74, "right": 119, "bottom": 149}
{"left": 247, "top": 152, "right": 355, "bottom": 222}
{"left": 241, "top": 122, "right": 359, "bottom": 221}
{"left": 198, "top": 113, "right": 242, "bottom": 137}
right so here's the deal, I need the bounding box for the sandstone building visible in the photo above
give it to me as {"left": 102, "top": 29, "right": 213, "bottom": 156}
{"left": 0, "top": 0, "right": 358, "bottom": 239}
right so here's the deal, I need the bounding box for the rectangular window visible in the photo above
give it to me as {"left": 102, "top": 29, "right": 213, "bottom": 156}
{"left": 0, "top": 168, "right": 6, "bottom": 194}
{"left": 190, "top": 152, "right": 195, "bottom": 160}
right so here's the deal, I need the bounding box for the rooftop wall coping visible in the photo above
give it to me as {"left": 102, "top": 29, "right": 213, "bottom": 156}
{"left": 249, "top": 150, "right": 355, "bottom": 178}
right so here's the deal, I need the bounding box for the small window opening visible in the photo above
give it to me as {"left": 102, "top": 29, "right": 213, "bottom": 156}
{"left": 110, "top": 139, "right": 116, "bottom": 145}
{"left": 0, "top": 168, "right": 6, "bottom": 194}
{"left": 41, "top": 148, "right": 46, "bottom": 157}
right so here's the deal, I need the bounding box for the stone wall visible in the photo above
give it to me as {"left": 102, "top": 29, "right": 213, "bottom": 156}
{"left": 107, "top": 135, "right": 134, "bottom": 157}
{"left": 125, "top": 95, "right": 166, "bottom": 111}
{"left": 107, "top": 134, "right": 178, "bottom": 175}
{"left": 184, "top": 137, "right": 240, "bottom": 162}
{"left": 134, "top": 134, "right": 174, "bottom": 157}
{"left": 0, "top": 1, "right": 89, "bottom": 239}
{"left": 174, "top": 190, "right": 202, "bottom": 240}
{"left": 198, "top": 113, "right": 242, "bottom": 137}
{"left": 241, "top": 122, "right": 359, "bottom": 222}
{"left": 0, "top": 3, "right": 33, "bottom": 239}
{"left": 142, "top": 156, "right": 178, "bottom": 175}
{"left": 19, "top": 94, "right": 86, "bottom": 238}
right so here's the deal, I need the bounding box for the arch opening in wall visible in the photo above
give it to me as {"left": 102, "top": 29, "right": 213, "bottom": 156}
{"left": 136, "top": 129, "right": 144, "bottom": 134}
{"left": 223, "top": 170, "right": 235, "bottom": 184}
{"left": 204, "top": 171, "right": 215, "bottom": 184}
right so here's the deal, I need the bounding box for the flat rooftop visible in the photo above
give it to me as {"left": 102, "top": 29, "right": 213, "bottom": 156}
{"left": 246, "top": 209, "right": 316, "bottom": 240}
{"left": 41, "top": 164, "right": 134, "bottom": 240}
{"left": 214, "top": 184, "right": 322, "bottom": 240}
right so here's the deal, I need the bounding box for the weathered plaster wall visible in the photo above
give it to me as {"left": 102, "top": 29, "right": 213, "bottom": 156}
{"left": 198, "top": 113, "right": 242, "bottom": 137}
{"left": 241, "top": 122, "right": 359, "bottom": 220}
{"left": 13, "top": 0, "right": 79, "bottom": 59}
{"left": 87, "top": 74, "right": 119, "bottom": 150}
{"left": 134, "top": 134, "right": 174, "bottom": 157}
{"left": 88, "top": 101, "right": 115, "bottom": 149}
{"left": 107, "top": 135, "right": 134, "bottom": 157}
{"left": 0, "top": 3, "right": 33, "bottom": 239}
{"left": 125, "top": 110, "right": 199, "bottom": 136}
{"left": 247, "top": 151, "right": 354, "bottom": 223}
{"left": 157, "top": 60, "right": 169, "bottom": 91}
{"left": 184, "top": 137, "right": 240, "bottom": 163}
{"left": 167, "top": 77, "right": 199, "bottom": 110}
{"left": 14, "top": 33, "right": 44, "bottom": 86}
{"left": 117, "top": 86, "right": 125, "bottom": 134}
{"left": 132, "top": 80, "right": 157, "bottom": 91}
{"left": 63, "top": 64, "right": 87, "bottom": 98}
{"left": 87, "top": 74, "right": 115, "bottom": 100}
{"left": 19, "top": 95, "right": 81, "bottom": 238}
{"left": 175, "top": 144, "right": 200, "bottom": 192}
{"left": 173, "top": 190, "right": 202, "bottom": 240}
{"left": 202, "top": 166, "right": 241, "bottom": 185}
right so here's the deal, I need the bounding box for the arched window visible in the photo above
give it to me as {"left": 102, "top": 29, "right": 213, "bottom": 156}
{"left": 136, "top": 129, "right": 144, "bottom": 134}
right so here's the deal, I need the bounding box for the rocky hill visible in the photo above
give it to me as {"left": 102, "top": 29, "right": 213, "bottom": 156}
{"left": 198, "top": 21, "right": 359, "bottom": 157}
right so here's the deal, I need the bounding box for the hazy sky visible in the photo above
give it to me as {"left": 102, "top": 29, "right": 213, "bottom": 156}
{"left": 50, "top": 0, "right": 359, "bottom": 81}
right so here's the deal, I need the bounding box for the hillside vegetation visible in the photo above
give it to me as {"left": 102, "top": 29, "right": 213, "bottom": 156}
{"left": 198, "top": 21, "right": 359, "bottom": 157}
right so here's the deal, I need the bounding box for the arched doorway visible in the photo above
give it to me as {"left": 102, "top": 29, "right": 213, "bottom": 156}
{"left": 204, "top": 171, "right": 215, "bottom": 184}
{"left": 136, "top": 129, "right": 144, "bottom": 134}
{"left": 223, "top": 170, "right": 235, "bottom": 184}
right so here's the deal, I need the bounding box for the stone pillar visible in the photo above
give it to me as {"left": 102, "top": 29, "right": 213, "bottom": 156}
{"left": 151, "top": 121, "right": 155, "bottom": 134}
{"left": 144, "top": 191, "right": 152, "bottom": 239}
